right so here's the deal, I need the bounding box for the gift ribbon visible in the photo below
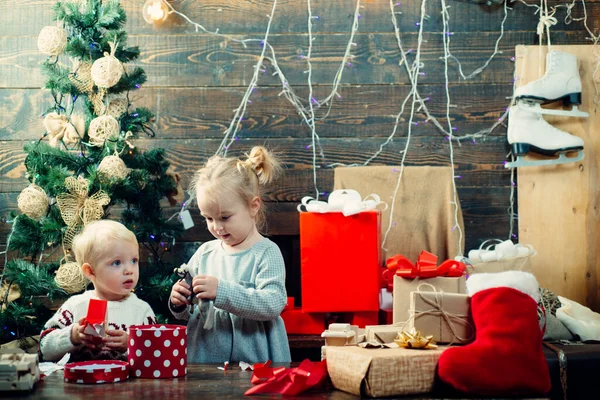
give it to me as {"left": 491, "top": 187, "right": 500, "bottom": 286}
{"left": 297, "top": 189, "right": 387, "bottom": 216}
{"left": 245, "top": 359, "right": 327, "bottom": 396}
{"left": 382, "top": 250, "right": 466, "bottom": 291}
{"left": 411, "top": 283, "right": 475, "bottom": 346}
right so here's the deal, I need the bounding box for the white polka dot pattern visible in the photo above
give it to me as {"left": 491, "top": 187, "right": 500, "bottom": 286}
{"left": 63, "top": 360, "right": 130, "bottom": 384}
{"left": 127, "top": 324, "right": 187, "bottom": 379}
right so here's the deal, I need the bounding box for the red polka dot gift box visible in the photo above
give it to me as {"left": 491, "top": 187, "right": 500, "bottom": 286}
{"left": 128, "top": 324, "right": 187, "bottom": 379}
{"left": 64, "top": 360, "right": 129, "bottom": 384}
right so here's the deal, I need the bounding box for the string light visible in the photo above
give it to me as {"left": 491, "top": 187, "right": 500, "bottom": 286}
{"left": 381, "top": 0, "right": 428, "bottom": 253}
{"left": 441, "top": 0, "right": 463, "bottom": 256}
{"left": 142, "top": 0, "right": 169, "bottom": 24}
{"left": 161, "top": 0, "right": 596, "bottom": 247}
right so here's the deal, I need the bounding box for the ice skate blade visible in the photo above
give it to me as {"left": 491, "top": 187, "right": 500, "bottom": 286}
{"left": 517, "top": 102, "right": 589, "bottom": 118}
{"left": 505, "top": 150, "right": 584, "bottom": 168}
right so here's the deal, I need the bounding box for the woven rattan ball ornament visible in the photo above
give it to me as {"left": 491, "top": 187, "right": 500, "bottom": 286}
{"left": 98, "top": 155, "right": 129, "bottom": 180}
{"left": 106, "top": 98, "right": 128, "bottom": 118}
{"left": 91, "top": 52, "right": 124, "bottom": 88}
{"left": 88, "top": 115, "right": 119, "bottom": 147}
{"left": 17, "top": 184, "right": 49, "bottom": 220}
{"left": 37, "top": 26, "right": 67, "bottom": 56}
{"left": 55, "top": 262, "right": 89, "bottom": 294}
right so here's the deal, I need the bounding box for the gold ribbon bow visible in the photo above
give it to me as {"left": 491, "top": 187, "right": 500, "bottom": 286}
{"left": 56, "top": 176, "right": 111, "bottom": 248}
{"left": 43, "top": 113, "right": 85, "bottom": 147}
{"left": 394, "top": 327, "right": 437, "bottom": 349}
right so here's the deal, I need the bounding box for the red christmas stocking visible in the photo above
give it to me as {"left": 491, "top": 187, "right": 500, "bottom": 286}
{"left": 437, "top": 271, "right": 551, "bottom": 395}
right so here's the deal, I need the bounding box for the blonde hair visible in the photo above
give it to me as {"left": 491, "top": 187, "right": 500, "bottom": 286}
{"left": 72, "top": 220, "right": 138, "bottom": 267}
{"left": 190, "top": 146, "right": 282, "bottom": 232}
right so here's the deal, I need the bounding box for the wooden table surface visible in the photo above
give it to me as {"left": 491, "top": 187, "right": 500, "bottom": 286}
{"left": 8, "top": 364, "right": 360, "bottom": 399}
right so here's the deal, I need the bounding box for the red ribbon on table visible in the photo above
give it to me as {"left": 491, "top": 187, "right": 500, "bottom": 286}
{"left": 245, "top": 359, "right": 327, "bottom": 396}
{"left": 382, "top": 250, "right": 466, "bottom": 291}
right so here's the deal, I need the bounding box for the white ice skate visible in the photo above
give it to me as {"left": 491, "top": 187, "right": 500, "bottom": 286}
{"left": 515, "top": 50, "right": 589, "bottom": 118}
{"left": 505, "top": 104, "right": 584, "bottom": 168}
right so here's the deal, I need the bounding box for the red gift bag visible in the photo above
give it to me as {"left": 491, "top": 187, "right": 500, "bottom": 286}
{"left": 300, "top": 211, "right": 382, "bottom": 312}
{"left": 128, "top": 324, "right": 187, "bottom": 379}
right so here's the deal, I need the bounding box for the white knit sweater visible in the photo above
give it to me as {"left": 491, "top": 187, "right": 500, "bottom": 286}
{"left": 40, "top": 291, "right": 156, "bottom": 362}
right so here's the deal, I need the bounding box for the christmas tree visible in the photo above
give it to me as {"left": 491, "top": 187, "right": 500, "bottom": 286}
{"left": 0, "top": 0, "right": 184, "bottom": 344}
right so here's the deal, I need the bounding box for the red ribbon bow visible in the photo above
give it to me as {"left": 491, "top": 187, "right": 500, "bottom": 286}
{"left": 245, "top": 359, "right": 327, "bottom": 396}
{"left": 382, "top": 250, "right": 466, "bottom": 291}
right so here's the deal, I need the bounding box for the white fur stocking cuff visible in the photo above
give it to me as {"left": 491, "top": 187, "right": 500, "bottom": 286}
{"left": 467, "top": 271, "right": 540, "bottom": 303}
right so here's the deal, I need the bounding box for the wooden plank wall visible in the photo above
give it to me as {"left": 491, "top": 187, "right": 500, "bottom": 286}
{"left": 1, "top": 0, "right": 600, "bottom": 308}
{"left": 517, "top": 45, "right": 600, "bottom": 311}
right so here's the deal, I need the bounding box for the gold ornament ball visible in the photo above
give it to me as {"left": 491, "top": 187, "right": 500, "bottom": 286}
{"left": 17, "top": 184, "right": 49, "bottom": 220}
{"left": 55, "top": 262, "right": 89, "bottom": 294}
{"left": 88, "top": 115, "right": 120, "bottom": 147}
{"left": 91, "top": 54, "right": 124, "bottom": 88}
{"left": 37, "top": 26, "right": 68, "bottom": 56}
{"left": 98, "top": 155, "right": 129, "bottom": 180}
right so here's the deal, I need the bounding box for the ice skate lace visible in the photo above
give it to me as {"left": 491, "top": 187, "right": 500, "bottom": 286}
{"left": 531, "top": 56, "right": 558, "bottom": 86}
{"left": 536, "top": 14, "right": 557, "bottom": 41}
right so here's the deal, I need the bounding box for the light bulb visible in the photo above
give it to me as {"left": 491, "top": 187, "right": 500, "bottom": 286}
{"left": 143, "top": 0, "right": 168, "bottom": 24}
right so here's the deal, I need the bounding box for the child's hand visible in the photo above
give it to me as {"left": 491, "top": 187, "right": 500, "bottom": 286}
{"left": 71, "top": 317, "right": 103, "bottom": 349}
{"left": 102, "top": 330, "right": 128, "bottom": 352}
{"left": 192, "top": 275, "right": 219, "bottom": 300}
{"left": 170, "top": 280, "right": 192, "bottom": 306}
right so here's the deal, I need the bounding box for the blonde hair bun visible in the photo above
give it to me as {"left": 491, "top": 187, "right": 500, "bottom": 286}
{"left": 243, "top": 146, "right": 282, "bottom": 186}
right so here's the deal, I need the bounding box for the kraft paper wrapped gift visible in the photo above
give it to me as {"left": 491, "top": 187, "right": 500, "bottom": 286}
{"left": 410, "top": 291, "right": 474, "bottom": 344}
{"left": 393, "top": 275, "right": 466, "bottom": 324}
{"left": 326, "top": 346, "right": 447, "bottom": 397}
{"left": 365, "top": 324, "right": 404, "bottom": 344}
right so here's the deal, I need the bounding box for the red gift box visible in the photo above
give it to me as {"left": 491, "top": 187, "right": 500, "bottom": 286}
{"left": 281, "top": 308, "right": 325, "bottom": 334}
{"left": 300, "top": 211, "right": 382, "bottom": 312}
{"left": 128, "top": 324, "right": 187, "bottom": 379}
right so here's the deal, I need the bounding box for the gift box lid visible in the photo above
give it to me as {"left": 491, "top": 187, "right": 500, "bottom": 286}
{"left": 64, "top": 360, "right": 129, "bottom": 384}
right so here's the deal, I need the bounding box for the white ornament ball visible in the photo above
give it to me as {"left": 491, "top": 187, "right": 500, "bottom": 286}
{"left": 37, "top": 26, "right": 68, "bottom": 56}
{"left": 91, "top": 54, "right": 124, "bottom": 88}
{"left": 17, "top": 184, "right": 49, "bottom": 220}
{"left": 98, "top": 155, "right": 129, "bottom": 180}
{"left": 88, "top": 115, "right": 120, "bottom": 147}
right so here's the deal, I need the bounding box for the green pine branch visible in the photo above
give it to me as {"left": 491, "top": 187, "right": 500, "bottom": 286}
{"left": 3, "top": 260, "right": 66, "bottom": 299}
{"left": 8, "top": 215, "right": 44, "bottom": 256}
